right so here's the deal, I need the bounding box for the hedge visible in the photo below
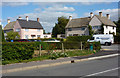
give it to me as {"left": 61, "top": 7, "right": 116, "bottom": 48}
{"left": 66, "top": 36, "right": 92, "bottom": 42}
{"left": 2, "top": 41, "right": 101, "bottom": 61}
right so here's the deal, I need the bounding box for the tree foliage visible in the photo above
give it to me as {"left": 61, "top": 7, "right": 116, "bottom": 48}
{"left": 100, "top": 24, "right": 104, "bottom": 34}
{"left": 6, "top": 31, "right": 20, "bottom": 40}
{"left": 52, "top": 16, "right": 69, "bottom": 37}
{"left": 0, "top": 25, "right": 5, "bottom": 42}
{"left": 114, "top": 17, "right": 120, "bottom": 36}
{"left": 88, "top": 25, "right": 94, "bottom": 36}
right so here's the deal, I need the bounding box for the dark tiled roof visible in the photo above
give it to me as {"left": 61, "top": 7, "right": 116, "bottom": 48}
{"left": 95, "top": 15, "right": 116, "bottom": 26}
{"left": 17, "top": 19, "right": 43, "bottom": 29}
{"left": 4, "top": 21, "right": 16, "bottom": 30}
{"left": 65, "top": 17, "right": 91, "bottom": 28}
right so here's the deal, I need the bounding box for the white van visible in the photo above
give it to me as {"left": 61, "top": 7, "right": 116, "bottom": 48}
{"left": 87, "top": 34, "right": 114, "bottom": 46}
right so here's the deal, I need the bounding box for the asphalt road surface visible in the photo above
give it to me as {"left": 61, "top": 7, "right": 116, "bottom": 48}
{"left": 3, "top": 56, "right": 119, "bottom": 77}
{"left": 101, "top": 44, "right": 119, "bottom": 51}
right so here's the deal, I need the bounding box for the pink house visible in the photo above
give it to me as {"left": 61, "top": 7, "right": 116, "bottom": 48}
{"left": 4, "top": 16, "right": 44, "bottom": 39}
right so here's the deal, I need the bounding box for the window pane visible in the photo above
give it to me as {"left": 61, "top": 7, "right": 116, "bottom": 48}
{"left": 16, "top": 28, "right": 20, "bottom": 32}
{"left": 25, "top": 29, "right": 29, "bottom": 31}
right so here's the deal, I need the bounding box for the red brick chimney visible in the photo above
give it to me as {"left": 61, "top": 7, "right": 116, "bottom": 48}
{"left": 37, "top": 18, "right": 39, "bottom": 22}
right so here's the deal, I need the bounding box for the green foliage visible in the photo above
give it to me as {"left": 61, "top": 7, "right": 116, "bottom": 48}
{"left": 88, "top": 25, "right": 94, "bottom": 36}
{"left": 0, "top": 25, "right": 5, "bottom": 42}
{"left": 100, "top": 24, "right": 104, "bottom": 34}
{"left": 114, "top": 17, "right": 120, "bottom": 36}
{"left": 0, "top": 25, "right": 2, "bottom": 42}
{"left": 114, "top": 35, "right": 120, "bottom": 43}
{"left": 2, "top": 42, "right": 34, "bottom": 61}
{"left": 66, "top": 36, "right": 92, "bottom": 42}
{"left": 6, "top": 31, "right": 20, "bottom": 40}
{"left": 52, "top": 16, "right": 69, "bottom": 37}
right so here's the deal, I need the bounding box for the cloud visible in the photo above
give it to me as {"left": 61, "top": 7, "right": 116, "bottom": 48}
{"left": 45, "top": 6, "right": 75, "bottom": 12}
{"left": 2, "top": 2, "right": 29, "bottom": 7}
{"left": 84, "top": 8, "right": 119, "bottom": 21}
{"left": 13, "top": 5, "right": 77, "bottom": 32}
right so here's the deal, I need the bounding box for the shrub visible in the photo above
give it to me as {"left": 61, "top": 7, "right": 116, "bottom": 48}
{"left": 66, "top": 36, "right": 92, "bottom": 42}
{"left": 2, "top": 42, "right": 34, "bottom": 61}
{"left": 114, "top": 35, "right": 120, "bottom": 43}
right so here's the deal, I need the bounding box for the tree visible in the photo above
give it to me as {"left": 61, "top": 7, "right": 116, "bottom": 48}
{"left": 6, "top": 31, "right": 20, "bottom": 40}
{"left": 52, "top": 16, "right": 69, "bottom": 37}
{"left": 0, "top": 25, "right": 5, "bottom": 42}
{"left": 88, "top": 25, "right": 94, "bottom": 36}
{"left": 114, "top": 17, "right": 120, "bottom": 36}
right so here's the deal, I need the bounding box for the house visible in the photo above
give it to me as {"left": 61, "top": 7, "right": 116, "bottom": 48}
{"left": 65, "top": 12, "right": 116, "bottom": 37}
{"left": 57, "top": 34, "right": 65, "bottom": 39}
{"left": 43, "top": 33, "right": 52, "bottom": 38}
{"left": 4, "top": 16, "right": 44, "bottom": 39}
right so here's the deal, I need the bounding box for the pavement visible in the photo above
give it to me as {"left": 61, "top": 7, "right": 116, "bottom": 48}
{"left": 3, "top": 54, "right": 119, "bottom": 76}
{"left": 2, "top": 44, "right": 120, "bottom": 75}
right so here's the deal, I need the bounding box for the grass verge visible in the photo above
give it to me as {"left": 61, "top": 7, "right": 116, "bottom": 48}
{"left": 2, "top": 50, "right": 97, "bottom": 65}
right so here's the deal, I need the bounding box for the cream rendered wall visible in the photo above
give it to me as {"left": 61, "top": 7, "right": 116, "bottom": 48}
{"left": 66, "top": 27, "right": 89, "bottom": 37}
{"left": 13, "top": 20, "right": 22, "bottom": 39}
{"left": 21, "top": 29, "right": 43, "bottom": 39}
{"left": 89, "top": 16, "right": 102, "bottom": 26}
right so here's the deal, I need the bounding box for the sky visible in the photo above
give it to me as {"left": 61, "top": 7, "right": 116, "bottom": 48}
{"left": 1, "top": 2, "right": 119, "bottom": 32}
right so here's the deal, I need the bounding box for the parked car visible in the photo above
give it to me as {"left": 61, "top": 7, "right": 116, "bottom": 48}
{"left": 87, "top": 34, "right": 114, "bottom": 46}
{"left": 18, "top": 39, "right": 29, "bottom": 42}
{"left": 43, "top": 39, "right": 60, "bottom": 42}
{"left": 28, "top": 39, "right": 42, "bottom": 42}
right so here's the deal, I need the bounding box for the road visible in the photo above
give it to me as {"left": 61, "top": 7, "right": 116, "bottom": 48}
{"left": 3, "top": 56, "right": 119, "bottom": 77}
{"left": 101, "top": 44, "right": 119, "bottom": 51}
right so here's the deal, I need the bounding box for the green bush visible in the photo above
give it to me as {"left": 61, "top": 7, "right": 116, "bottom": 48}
{"left": 114, "top": 35, "right": 120, "bottom": 43}
{"left": 2, "top": 42, "right": 34, "bottom": 61}
{"left": 66, "top": 36, "right": 92, "bottom": 42}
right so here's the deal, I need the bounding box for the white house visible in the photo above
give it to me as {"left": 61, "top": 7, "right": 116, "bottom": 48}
{"left": 65, "top": 12, "right": 116, "bottom": 37}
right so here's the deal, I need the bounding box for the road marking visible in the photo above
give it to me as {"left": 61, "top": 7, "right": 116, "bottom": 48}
{"left": 84, "top": 67, "right": 120, "bottom": 77}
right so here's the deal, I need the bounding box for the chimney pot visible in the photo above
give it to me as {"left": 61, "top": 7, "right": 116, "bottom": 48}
{"left": 106, "top": 14, "right": 110, "bottom": 19}
{"left": 18, "top": 16, "right": 22, "bottom": 19}
{"left": 69, "top": 16, "right": 72, "bottom": 21}
{"left": 7, "top": 19, "right": 10, "bottom": 24}
{"left": 90, "top": 12, "right": 93, "bottom": 18}
{"left": 37, "top": 18, "right": 39, "bottom": 22}
{"left": 26, "top": 16, "right": 28, "bottom": 21}
{"left": 99, "top": 12, "right": 102, "bottom": 17}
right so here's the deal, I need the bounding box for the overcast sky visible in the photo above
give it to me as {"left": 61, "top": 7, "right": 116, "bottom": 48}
{"left": 1, "top": 2, "right": 119, "bottom": 32}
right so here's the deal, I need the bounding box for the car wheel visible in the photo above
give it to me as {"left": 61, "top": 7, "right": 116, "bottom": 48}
{"left": 105, "top": 42, "right": 109, "bottom": 46}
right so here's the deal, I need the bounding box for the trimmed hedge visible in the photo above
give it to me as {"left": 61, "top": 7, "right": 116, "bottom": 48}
{"left": 2, "top": 42, "right": 36, "bottom": 61}
{"left": 66, "top": 36, "right": 92, "bottom": 42}
{"left": 2, "top": 41, "right": 101, "bottom": 61}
